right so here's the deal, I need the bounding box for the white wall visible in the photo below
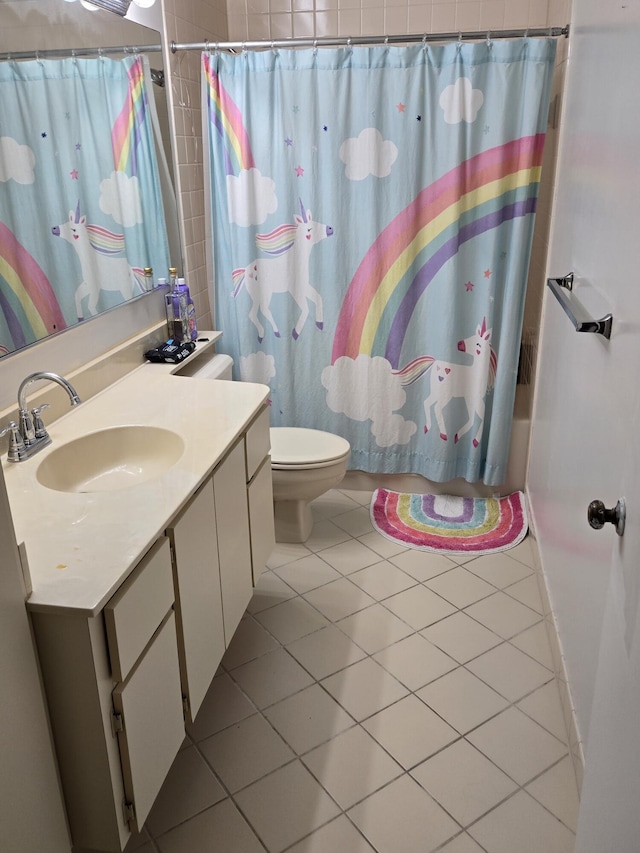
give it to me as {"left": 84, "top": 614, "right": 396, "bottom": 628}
{"left": 0, "top": 464, "right": 70, "bottom": 850}
{"left": 528, "top": 0, "right": 640, "bottom": 771}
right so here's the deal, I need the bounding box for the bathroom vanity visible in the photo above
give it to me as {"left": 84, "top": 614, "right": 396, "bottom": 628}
{"left": 3, "top": 346, "right": 274, "bottom": 853}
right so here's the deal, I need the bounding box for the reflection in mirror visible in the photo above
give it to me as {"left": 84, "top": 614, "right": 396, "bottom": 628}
{"left": 0, "top": 0, "right": 180, "bottom": 359}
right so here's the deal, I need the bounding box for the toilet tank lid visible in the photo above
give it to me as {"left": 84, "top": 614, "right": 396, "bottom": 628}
{"left": 185, "top": 353, "right": 233, "bottom": 379}
{"left": 270, "top": 427, "right": 350, "bottom": 466}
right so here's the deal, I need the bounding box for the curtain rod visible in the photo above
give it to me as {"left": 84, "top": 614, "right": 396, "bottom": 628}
{"left": 0, "top": 44, "right": 162, "bottom": 62}
{"left": 0, "top": 26, "right": 568, "bottom": 63}
{"left": 171, "top": 25, "right": 569, "bottom": 54}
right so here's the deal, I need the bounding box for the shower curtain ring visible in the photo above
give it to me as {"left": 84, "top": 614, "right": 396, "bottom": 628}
{"left": 313, "top": 38, "right": 318, "bottom": 56}
{"left": 486, "top": 31, "right": 492, "bottom": 47}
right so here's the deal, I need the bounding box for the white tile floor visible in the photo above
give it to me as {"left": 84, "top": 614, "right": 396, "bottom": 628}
{"left": 130, "top": 488, "right": 579, "bottom": 853}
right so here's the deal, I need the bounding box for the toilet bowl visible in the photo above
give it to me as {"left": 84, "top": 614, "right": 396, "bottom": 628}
{"left": 270, "top": 427, "right": 351, "bottom": 543}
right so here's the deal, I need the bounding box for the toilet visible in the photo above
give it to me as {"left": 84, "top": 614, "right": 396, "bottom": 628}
{"left": 270, "top": 427, "right": 351, "bottom": 543}
{"left": 186, "top": 352, "right": 351, "bottom": 543}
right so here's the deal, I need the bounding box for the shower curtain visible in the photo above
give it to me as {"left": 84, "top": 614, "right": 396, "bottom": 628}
{"left": 0, "top": 55, "right": 169, "bottom": 354}
{"left": 204, "top": 38, "right": 556, "bottom": 485}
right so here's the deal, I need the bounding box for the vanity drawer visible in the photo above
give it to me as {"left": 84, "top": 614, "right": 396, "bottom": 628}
{"left": 245, "top": 406, "right": 271, "bottom": 482}
{"left": 104, "top": 537, "right": 175, "bottom": 683}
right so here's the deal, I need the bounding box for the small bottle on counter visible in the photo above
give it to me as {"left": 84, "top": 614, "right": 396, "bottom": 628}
{"left": 143, "top": 267, "right": 153, "bottom": 291}
{"left": 164, "top": 271, "right": 189, "bottom": 342}
{"left": 177, "top": 277, "right": 198, "bottom": 341}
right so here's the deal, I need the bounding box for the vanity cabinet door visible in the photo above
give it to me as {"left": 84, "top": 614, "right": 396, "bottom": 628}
{"left": 245, "top": 406, "right": 271, "bottom": 481}
{"left": 112, "top": 611, "right": 185, "bottom": 835}
{"left": 213, "top": 438, "right": 253, "bottom": 644}
{"left": 167, "top": 479, "right": 225, "bottom": 723}
{"left": 248, "top": 455, "right": 275, "bottom": 585}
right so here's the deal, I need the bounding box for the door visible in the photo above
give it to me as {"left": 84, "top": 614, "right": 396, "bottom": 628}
{"left": 528, "top": 0, "right": 640, "bottom": 849}
{"left": 575, "top": 458, "right": 640, "bottom": 851}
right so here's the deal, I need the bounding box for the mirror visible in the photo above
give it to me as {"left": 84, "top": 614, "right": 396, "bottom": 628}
{"left": 0, "top": 0, "right": 180, "bottom": 358}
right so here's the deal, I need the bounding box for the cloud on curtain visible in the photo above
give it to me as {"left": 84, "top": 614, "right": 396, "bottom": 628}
{"left": 204, "top": 39, "right": 556, "bottom": 485}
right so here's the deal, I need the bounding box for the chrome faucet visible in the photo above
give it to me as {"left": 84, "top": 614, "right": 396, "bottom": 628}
{"left": 0, "top": 372, "right": 81, "bottom": 462}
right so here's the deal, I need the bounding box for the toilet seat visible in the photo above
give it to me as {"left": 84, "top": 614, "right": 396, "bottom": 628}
{"left": 270, "top": 427, "right": 350, "bottom": 470}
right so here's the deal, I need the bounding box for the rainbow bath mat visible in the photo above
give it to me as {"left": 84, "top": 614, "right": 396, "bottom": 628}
{"left": 370, "top": 489, "right": 528, "bottom": 556}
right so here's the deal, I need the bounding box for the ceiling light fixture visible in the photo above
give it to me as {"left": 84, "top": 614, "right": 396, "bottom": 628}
{"left": 86, "top": 0, "right": 131, "bottom": 14}
{"left": 68, "top": 0, "right": 157, "bottom": 16}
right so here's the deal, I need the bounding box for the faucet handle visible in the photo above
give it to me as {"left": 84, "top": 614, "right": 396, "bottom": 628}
{"left": 31, "top": 403, "right": 50, "bottom": 439}
{"left": 0, "top": 421, "right": 20, "bottom": 439}
{"left": 0, "top": 421, "right": 26, "bottom": 462}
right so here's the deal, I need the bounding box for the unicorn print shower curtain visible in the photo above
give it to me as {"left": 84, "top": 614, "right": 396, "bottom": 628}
{"left": 204, "top": 39, "right": 556, "bottom": 485}
{"left": 0, "top": 55, "right": 169, "bottom": 355}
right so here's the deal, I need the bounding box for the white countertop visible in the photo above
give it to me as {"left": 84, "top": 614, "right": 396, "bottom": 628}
{"left": 3, "top": 358, "right": 268, "bottom": 616}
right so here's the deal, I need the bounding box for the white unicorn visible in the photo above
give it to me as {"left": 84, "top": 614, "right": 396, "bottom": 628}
{"left": 232, "top": 199, "right": 334, "bottom": 342}
{"left": 51, "top": 202, "right": 145, "bottom": 320}
{"left": 393, "top": 318, "right": 498, "bottom": 448}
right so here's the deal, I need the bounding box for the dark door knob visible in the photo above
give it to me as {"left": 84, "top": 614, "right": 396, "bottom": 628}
{"left": 587, "top": 499, "right": 626, "bottom": 536}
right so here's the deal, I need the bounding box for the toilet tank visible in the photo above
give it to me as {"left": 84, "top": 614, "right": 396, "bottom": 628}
{"left": 178, "top": 353, "right": 233, "bottom": 380}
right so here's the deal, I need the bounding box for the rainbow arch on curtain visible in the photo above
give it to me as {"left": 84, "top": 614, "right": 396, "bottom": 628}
{"left": 0, "top": 223, "right": 66, "bottom": 351}
{"left": 111, "top": 56, "right": 148, "bottom": 176}
{"left": 331, "top": 134, "right": 546, "bottom": 369}
{"left": 202, "top": 53, "right": 255, "bottom": 177}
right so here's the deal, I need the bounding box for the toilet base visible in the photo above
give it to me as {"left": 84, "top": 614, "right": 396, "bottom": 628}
{"left": 273, "top": 499, "right": 314, "bottom": 543}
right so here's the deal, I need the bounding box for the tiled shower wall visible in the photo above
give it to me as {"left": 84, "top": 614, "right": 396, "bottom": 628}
{"left": 228, "top": 0, "right": 562, "bottom": 41}
{"left": 163, "top": 0, "right": 572, "bottom": 389}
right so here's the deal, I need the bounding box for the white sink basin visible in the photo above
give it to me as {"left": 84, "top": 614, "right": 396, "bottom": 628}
{"left": 36, "top": 426, "right": 185, "bottom": 493}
